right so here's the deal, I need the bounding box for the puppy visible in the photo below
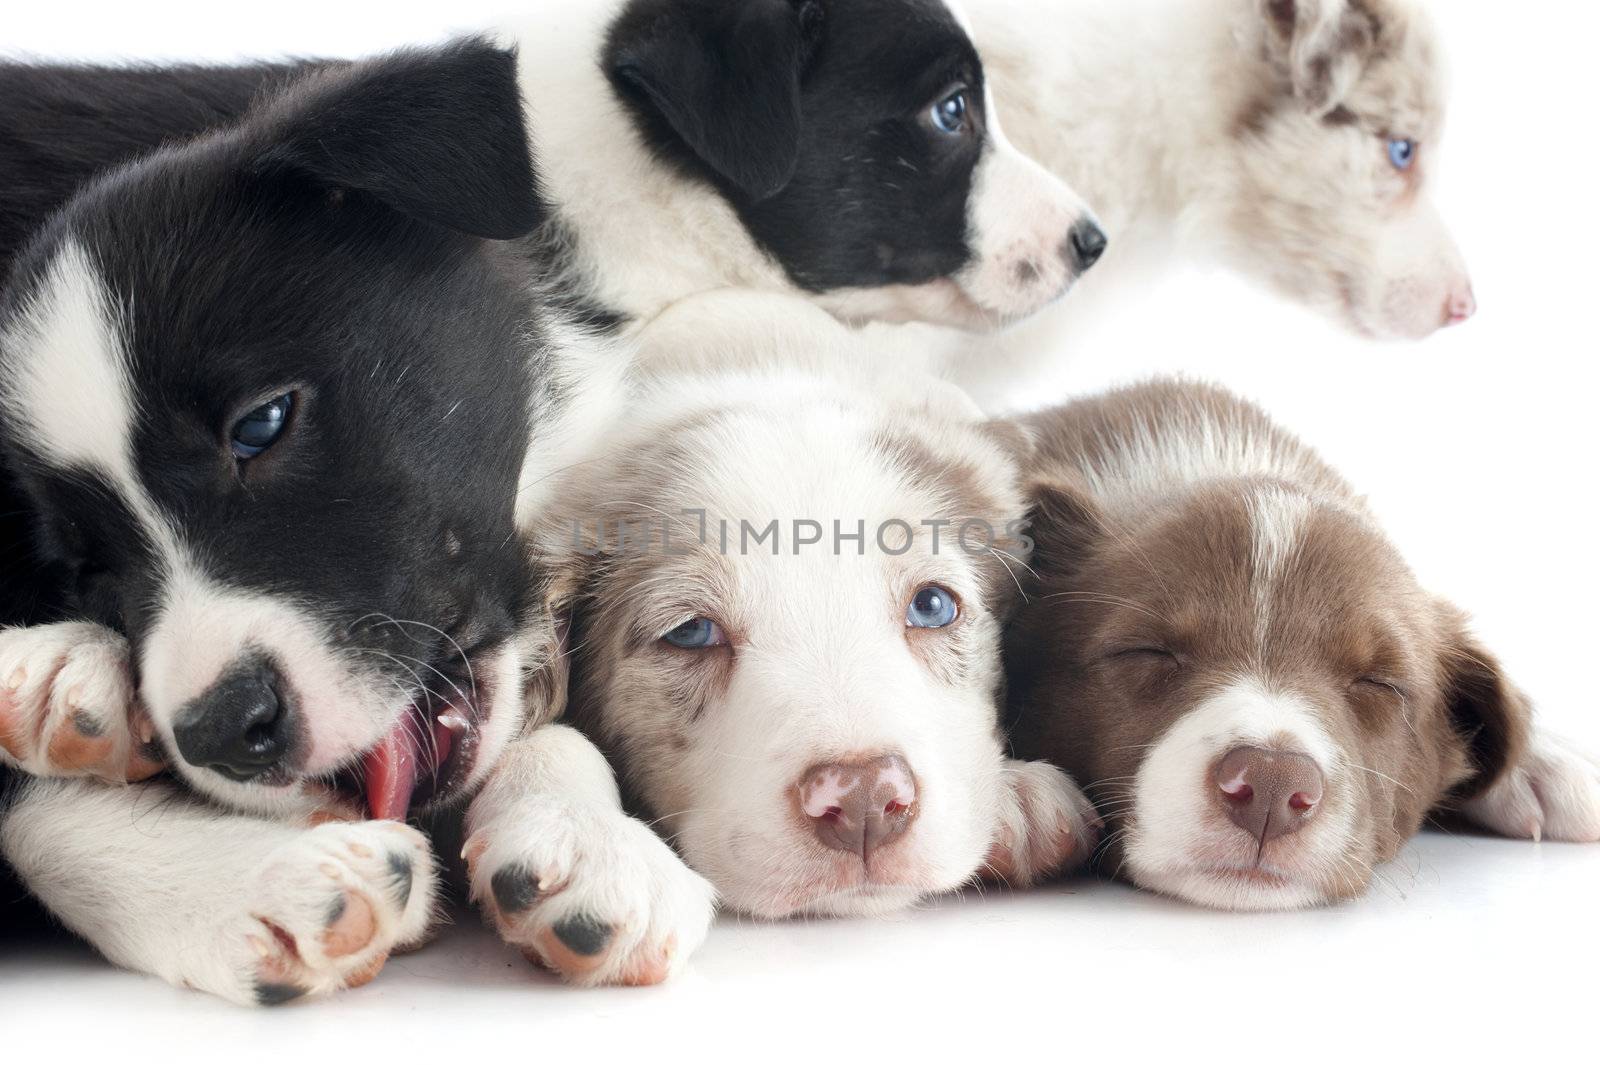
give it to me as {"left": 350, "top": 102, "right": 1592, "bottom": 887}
{"left": 2, "top": 0, "right": 1103, "bottom": 341}
{"left": 524, "top": 354, "right": 1098, "bottom": 920}
{"left": 516, "top": 0, "right": 1104, "bottom": 332}
{"left": 0, "top": 41, "right": 710, "bottom": 1003}
{"left": 1004, "top": 379, "right": 1600, "bottom": 911}
{"left": 886, "top": 0, "right": 1473, "bottom": 401}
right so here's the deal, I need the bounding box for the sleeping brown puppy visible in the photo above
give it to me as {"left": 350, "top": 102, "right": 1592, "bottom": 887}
{"left": 1004, "top": 379, "right": 1600, "bottom": 910}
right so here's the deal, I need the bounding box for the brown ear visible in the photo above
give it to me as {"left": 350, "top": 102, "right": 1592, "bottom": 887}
{"left": 517, "top": 530, "right": 602, "bottom": 730}
{"left": 1023, "top": 473, "right": 1104, "bottom": 579}
{"left": 1436, "top": 607, "right": 1532, "bottom": 799}
{"left": 1260, "top": 0, "right": 1380, "bottom": 114}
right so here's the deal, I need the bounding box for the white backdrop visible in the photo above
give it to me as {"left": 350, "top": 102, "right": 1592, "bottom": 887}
{"left": 3, "top": 1, "right": 1596, "bottom": 1059}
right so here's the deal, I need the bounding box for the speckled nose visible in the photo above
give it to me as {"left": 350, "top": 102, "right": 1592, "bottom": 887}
{"left": 798, "top": 753, "right": 918, "bottom": 858}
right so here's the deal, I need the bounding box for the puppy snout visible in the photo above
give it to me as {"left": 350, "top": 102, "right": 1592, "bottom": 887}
{"left": 798, "top": 753, "right": 918, "bottom": 858}
{"left": 1444, "top": 281, "right": 1477, "bottom": 327}
{"left": 1064, "top": 219, "right": 1108, "bottom": 273}
{"left": 1213, "top": 747, "right": 1324, "bottom": 845}
{"left": 172, "top": 657, "right": 293, "bottom": 782}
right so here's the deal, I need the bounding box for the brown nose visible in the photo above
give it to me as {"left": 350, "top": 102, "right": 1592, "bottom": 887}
{"left": 798, "top": 753, "right": 917, "bottom": 858}
{"left": 1213, "top": 747, "right": 1324, "bottom": 847}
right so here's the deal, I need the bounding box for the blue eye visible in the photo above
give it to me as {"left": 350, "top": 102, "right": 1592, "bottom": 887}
{"left": 230, "top": 393, "right": 294, "bottom": 460}
{"left": 906, "top": 585, "right": 959, "bottom": 629}
{"left": 661, "top": 617, "right": 726, "bottom": 649}
{"left": 1387, "top": 138, "right": 1417, "bottom": 170}
{"left": 929, "top": 89, "right": 969, "bottom": 135}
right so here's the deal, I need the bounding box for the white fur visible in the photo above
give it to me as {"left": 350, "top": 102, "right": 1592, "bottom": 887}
{"left": 0, "top": 622, "right": 140, "bottom": 778}
{"left": 544, "top": 360, "right": 1094, "bottom": 919}
{"left": 1129, "top": 678, "right": 1357, "bottom": 911}
{"left": 463, "top": 724, "right": 716, "bottom": 985}
{"left": 877, "top": 0, "right": 1474, "bottom": 405}
{"left": 0, "top": 242, "right": 140, "bottom": 487}
{"left": 1462, "top": 731, "right": 1600, "bottom": 844}
{"left": 1247, "top": 483, "right": 1312, "bottom": 646}
{"left": 0, "top": 779, "right": 437, "bottom": 1006}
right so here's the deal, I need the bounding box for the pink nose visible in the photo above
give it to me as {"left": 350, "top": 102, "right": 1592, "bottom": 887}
{"left": 1444, "top": 283, "right": 1477, "bottom": 326}
{"left": 1213, "top": 747, "right": 1325, "bottom": 846}
{"left": 798, "top": 753, "right": 918, "bottom": 858}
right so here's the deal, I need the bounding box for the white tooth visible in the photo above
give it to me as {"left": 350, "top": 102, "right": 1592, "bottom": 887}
{"left": 437, "top": 712, "right": 471, "bottom": 732}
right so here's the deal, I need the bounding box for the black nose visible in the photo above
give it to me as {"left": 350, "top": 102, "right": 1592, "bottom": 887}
{"left": 172, "top": 660, "right": 293, "bottom": 781}
{"left": 1065, "top": 219, "right": 1108, "bottom": 272}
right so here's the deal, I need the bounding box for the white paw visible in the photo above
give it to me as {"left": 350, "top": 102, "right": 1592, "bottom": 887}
{"left": 0, "top": 622, "right": 162, "bottom": 781}
{"left": 1462, "top": 731, "right": 1600, "bottom": 844}
{"left": 466, "top": 800, "right": 716, "bottom": 986}
{"left": 983, "top": 759, "right": 1102, "bottom": 886}
{"left": 224, "top": 820, "right": 437, "bottom": 1005}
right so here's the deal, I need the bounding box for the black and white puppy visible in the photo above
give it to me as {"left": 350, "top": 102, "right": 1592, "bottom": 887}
{"left": 0, "top": 41, "right": 710, "bottom": 1004}
{"left": 523, "top": 0, "right": 1103, "bottom": 331}
{"left": 5, "top": 0, "right": 1103, "bottom": 337}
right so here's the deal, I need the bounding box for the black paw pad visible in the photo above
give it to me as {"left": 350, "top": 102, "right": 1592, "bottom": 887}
{"left": 387, "top": 852, "right": 415, "bottom": 908}
{"left": 490, "top": 865, "right": 541, "bottom": 915}
{"left": 552, "top": 914, "right": 612, "bottom": 957}
{"left": 255, "top": 981, "right": 308, "bottom": 1006}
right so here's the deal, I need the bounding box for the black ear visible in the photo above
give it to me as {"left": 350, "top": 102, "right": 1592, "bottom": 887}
{"left": 248, "top": 38, "right": 542, "bottom": 239}
{"left": 1023, "top": 474, "right": 1104, "bottom": 578}
{"left": 1436, "top": 607, "right": 1532, "bottom": 799}
{"left": 603, "top": 0, "right": 817, "bottom": 201}
{"left": 1259, "top": 0, "right": 1380, "bottom": 114}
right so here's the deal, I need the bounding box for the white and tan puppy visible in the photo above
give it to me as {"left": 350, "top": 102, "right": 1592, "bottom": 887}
{"left": 515, "top": 343, "right": 1097, "bottom": 921}
{"left": 890, "top": 0, "right": 1473, "bottom": 401}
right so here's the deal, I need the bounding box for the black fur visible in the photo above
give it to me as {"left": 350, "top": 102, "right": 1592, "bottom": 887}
{"left": 0, "top": 41, "right": 558, "bottom": 829}
{"left": 603, "top": 0, "right": 988, "bottom": 291}
{"left": 0, "top": 61, "right": 315, "bottom": 287}
{"left": 0, "top": 62, "right": 319, "bottom": 633}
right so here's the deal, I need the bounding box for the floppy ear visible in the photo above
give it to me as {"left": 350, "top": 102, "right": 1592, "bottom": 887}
{"left": 1435, "top": 608, "right": 1532, "bottom": 800}
{"left": 603, "top": 0, "right": 819, "bottom": 201}
{"left": 1023, "top": 473, "right": 1104, "bottom": 578}
{"left": 1259, "top": 0, "right": 1380, "bottom": 115}
{"left": 248, "top": 37, "right": 542, "bottom": 239}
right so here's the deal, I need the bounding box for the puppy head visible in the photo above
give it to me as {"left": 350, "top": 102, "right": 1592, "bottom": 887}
{"left": 1224, "top": 0, "right": 1471, "bottom": 338}
{"left": 548, "top": 374, "right": 1027, "bottom": 916}
{"left": 1008, "top": 476, "right": 1529, "bottom": 910}
{"left": 603, "top": 0, "right": 1102, "bottom": 331}
{"left": 0, "top": 41, "right": 553, "bottom": 819}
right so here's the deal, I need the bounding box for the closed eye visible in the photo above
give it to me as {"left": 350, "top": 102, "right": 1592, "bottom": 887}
{"left": 1109, "top": 646, "right": 1182, "bottom": 666}
{"left": 1354, "top": 677, "right": 1410, "bottom": 701}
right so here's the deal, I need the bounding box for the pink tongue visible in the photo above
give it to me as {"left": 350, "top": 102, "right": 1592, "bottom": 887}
{"left": 363, "top": 718, "right": 423, "bottom": 822}
{"left": 361, "top": 712, "right": 460, "bottom": 821}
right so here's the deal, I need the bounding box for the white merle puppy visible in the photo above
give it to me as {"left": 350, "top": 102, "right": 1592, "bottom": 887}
{"left": 888, "top": 0, "right": 1474, "bottom": 401}
{"left": 0, "top": 42, "right": 710, "bottom": 1004}
{"left": 1005, "top": 380, "right": 1600, "bottom": 911}
{"left": 509, "top": 352, "right": 1097, "bottom": 923}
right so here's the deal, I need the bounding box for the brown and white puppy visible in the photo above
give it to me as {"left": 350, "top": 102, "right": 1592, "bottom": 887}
{"left": 527, "top": 359, "right": 1096, "bottom": 920}
{"left": 1005, "top": 379, "right": 1600, "bottom": 910}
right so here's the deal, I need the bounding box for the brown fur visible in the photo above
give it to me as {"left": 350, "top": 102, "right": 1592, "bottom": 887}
{"left": 1003, "top": 380, "right": 1532, "bottom": 903}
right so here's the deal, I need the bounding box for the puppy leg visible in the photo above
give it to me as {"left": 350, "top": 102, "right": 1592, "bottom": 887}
{"left": 0, "top": 622, "right": 162, "bottom": 781}
{"left": 0, "top": 778, "right": 437, "bottom": 1005}
{"left": 982, "top": 759, "right": 1101, "bottom": 886}
{"left": 464, "top": 724, "right": 715, "bottom": 986}
{"left": 1460, "top": 729, "right": 1600, "bottom": 843}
